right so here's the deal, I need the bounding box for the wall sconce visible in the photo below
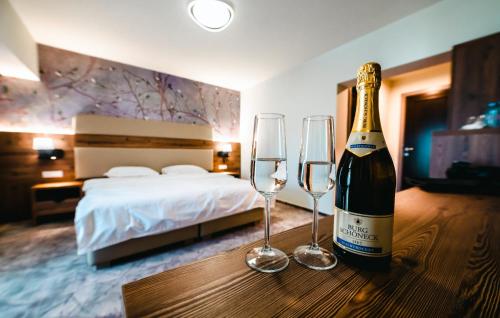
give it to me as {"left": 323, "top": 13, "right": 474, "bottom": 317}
{"left": 32, "top": 137, "right": 64, "bottom": 160}
{"left": 216, "top": 143, "right": 232, "bottom": 165}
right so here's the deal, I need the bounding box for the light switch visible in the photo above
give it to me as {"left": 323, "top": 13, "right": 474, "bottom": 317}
{"left": 42, "top": 170, "right": 64, "bottom": 178}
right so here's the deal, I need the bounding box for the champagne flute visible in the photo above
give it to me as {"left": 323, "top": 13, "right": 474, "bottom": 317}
{"left": 246, "top": 113, "right": 289, "bottom": 273}
{"left": 294, "top": 115, "right": 337, "bottom": 270}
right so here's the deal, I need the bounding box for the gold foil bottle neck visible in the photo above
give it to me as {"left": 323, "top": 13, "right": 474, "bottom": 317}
{"left": 356, "top": 62, "right": 381, "bottom": 89}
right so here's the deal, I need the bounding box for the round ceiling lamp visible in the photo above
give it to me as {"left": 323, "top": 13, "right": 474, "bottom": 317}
{"left": 188, "top": 0, "right": 234, "bottom": 32}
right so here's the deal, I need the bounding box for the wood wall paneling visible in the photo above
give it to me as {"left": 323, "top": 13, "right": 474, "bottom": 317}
{"left": 429, "top": 128, "right": 500, "bottom": 178}
{"left": 0, "top": 132, "right": 75, "bottom": 221}
{"left": 74, "top": 134, "right": 214, "bottom": 149}
{"left": 448, "top": 32, "right": 500, "bottom": 129}
{"left": 0, "top": 132, "right": 241, "bottom": 222}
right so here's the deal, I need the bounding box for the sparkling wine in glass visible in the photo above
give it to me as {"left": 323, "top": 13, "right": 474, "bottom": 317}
{"left": 294, "top": 115, "right": 338, "bottom": 270}
{"left": 247, "top": 113, "right": 289, "bottom": 273}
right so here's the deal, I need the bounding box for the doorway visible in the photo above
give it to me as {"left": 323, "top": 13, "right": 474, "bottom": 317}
{"left": 401, "top": 89, "right": 449, "bottom": 189}
{"left": 336, "top": 57, "right": 452, "bottom": 192}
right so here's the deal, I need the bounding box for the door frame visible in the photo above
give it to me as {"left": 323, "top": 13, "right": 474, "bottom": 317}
{"left": 396, "top": 86, "right": 450, "bottom": 190}
{"left": 335, "top": 52, "right": 452, "bottom": 191}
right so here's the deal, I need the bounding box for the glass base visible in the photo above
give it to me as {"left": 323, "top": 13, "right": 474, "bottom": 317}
{"left": 293, "top": 245, "right": 337, "bottom": 270}
{"left": 246, "top": 246, "right": 289, "bottom": 273}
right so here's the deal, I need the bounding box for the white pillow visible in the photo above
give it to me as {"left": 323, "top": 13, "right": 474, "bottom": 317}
{"left": 161, "top": 165, "right": 209, "bottom": 175}
{"left": 104, "top": 166, "right": 159, "bottom": 178}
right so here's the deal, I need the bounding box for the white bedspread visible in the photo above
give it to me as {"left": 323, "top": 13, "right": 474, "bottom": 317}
{"left": 75, "top": 174, "right": 264, "bottom": 254}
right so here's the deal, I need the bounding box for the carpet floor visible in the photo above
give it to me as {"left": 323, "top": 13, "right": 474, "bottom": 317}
{"left": 0, "top": 202, "right": 312, "bottom": 318}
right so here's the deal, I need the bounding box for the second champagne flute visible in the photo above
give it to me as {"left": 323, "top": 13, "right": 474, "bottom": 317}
{"left": 246, "top": 113, "right": 289, "bottom": 273}
{"left": 294, "top": 115, "right": 338, "bottom": 270}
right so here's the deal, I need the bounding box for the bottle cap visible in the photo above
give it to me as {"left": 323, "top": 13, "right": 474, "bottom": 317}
{"left": 357, "top": 62, "right": 381, "bottom": 89}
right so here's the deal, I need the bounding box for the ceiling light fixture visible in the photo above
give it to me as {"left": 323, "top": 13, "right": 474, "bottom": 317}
{"left": 188, "top": 0, "right": 234, "bottom": 32}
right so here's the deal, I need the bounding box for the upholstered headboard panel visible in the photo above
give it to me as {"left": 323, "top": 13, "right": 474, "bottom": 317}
{"left": 73, "top": 115, "right": 214, "bottom": 179}
{"left": 73, "top": 114, "right": 213, "bottom": 140}
{"left": 74, "top": 148, "right": 213, "bottom": 178}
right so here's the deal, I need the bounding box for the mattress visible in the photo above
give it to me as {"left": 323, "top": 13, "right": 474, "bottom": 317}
{"left": 75, "top": 173, "right": 264, "bottom": 254}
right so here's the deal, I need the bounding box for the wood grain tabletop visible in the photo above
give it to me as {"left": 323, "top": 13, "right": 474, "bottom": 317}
{"left": 122, "top": 188, "right": 500, "bottom": 317}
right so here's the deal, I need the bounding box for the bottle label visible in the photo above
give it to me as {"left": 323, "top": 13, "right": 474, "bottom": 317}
{"left": 334, "top": 207, "right": 393, "bottom": 257}
{"left": 346, "top": 131, "right": 386, "bottom": 157}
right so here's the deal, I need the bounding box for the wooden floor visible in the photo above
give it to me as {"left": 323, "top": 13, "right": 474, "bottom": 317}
{"left": 122, "top": 188, "right": 500, "bottom": 317}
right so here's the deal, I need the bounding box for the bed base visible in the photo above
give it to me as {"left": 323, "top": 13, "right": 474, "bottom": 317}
{"left": 86, "top": 208, "right": 263, "bottom": 267}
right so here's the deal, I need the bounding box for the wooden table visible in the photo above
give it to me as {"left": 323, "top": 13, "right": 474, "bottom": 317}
{"left": 122, "top": 188, "right": 500, "bottom": 317}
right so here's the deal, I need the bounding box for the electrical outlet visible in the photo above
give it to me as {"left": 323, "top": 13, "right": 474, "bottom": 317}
{"left": 42, "top": 170, "right": 64, "bottom": 178}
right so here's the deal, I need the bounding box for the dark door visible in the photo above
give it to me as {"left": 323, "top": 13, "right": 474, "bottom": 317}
{"left": 402, "top": 89, "right": 449, "bottom": 189}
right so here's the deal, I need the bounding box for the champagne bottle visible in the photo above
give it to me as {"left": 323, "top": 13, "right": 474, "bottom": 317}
{"left": 333, "top": 62, "right": 396, "bottom": 270}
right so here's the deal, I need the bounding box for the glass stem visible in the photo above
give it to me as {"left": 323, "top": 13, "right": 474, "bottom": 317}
{"left": 312, "top": 197, "right": 319, "bottom": 249}
{"left": 264, "top": 196, "right": 272, "bottom": 250}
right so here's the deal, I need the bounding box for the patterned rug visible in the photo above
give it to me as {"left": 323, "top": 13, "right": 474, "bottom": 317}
{"left": 0, "top": 203, "right": 312, "bottom": 318}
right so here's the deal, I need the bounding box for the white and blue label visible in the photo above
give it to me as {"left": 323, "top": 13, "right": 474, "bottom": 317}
{"left": 334, "top": 207, "right": 393, "bottom": 257}
{"left": 346, "top": 131, "right": 386, "bottom": 157}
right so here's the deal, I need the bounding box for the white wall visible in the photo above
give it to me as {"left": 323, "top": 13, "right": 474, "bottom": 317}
{"left": 0, "top": 0, "right": 38, "bottom": 80}
{"left": 240, "top": 0, "right": 500, "bottom": 214}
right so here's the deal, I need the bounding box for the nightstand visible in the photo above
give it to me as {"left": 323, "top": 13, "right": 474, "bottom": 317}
{"left": 214, "top": 171, "right": 240, "bottom": 178}
{"left": 31, "top": 181, "right": 83, "bottom": 223}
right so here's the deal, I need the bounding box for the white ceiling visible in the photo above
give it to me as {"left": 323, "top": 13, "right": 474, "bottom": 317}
{"left": 10, "top": 0, "right": 440, "bottom": 90}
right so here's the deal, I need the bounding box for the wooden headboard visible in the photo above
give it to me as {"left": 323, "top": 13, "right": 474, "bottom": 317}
{"left": 73, "top": 115, "right": 215, "bottom": 179}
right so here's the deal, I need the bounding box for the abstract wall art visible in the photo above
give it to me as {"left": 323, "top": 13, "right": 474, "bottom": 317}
{"left": 0, "top": 45, "right": 240, "bottom": 140}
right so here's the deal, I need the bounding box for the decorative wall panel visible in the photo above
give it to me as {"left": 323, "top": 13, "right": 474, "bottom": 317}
{"left": 0, "top": 45, "right": 240, "bottom": 140}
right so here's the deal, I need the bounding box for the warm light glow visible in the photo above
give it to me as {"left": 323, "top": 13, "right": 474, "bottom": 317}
{"left": 50, "top": 156, "right": 57, "bottom": 160}
{"left": 218, "top": 164, "right": 228, "bottom": 170}
{"left": 426, "top": 86, "right": 444, "bottom": 95}
{"left": 188, "top": 0, "right": 234, "bottom": 32}
{"left": 217, "top": 143, "right": 232, "bottom": 152}
{"left": 32, "top": 137, "right": 55, "bottom": 150}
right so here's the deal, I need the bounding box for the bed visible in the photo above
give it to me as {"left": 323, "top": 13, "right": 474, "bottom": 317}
{"left": 72, "top": 115, "right": 264, "bottom": 266}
